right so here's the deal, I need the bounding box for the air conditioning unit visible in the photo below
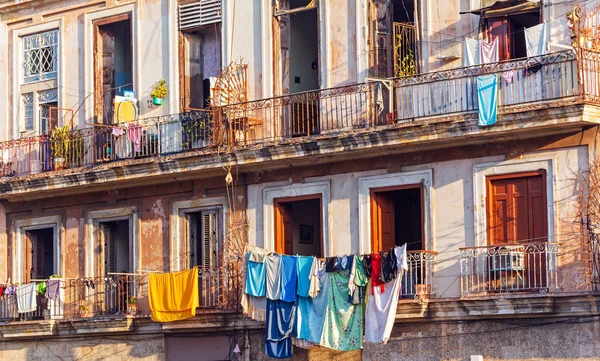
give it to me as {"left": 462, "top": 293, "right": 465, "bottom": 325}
{"left": 490, "top": 246, "right": 526, "bottom": 272}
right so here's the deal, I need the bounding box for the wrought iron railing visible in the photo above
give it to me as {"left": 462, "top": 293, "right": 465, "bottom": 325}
{"left": 393, "top": 22, "right": 418, "bottom": 77}
{"left": 392, "top": 50, "right": 581, "bottom": 121}
{"left": 400, "top": 250, "right": 436, "bottom": 298}
{"left": 0, "top": 282, "right": 65, "bottom": 321}
{"left": 459, "top": 242, "right": 559, "bottom": 296}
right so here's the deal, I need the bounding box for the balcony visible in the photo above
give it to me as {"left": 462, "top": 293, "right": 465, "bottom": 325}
{"left": 400, "top": 250, "right": 436, "bottom": 299}
{"left": 0, "top": 266, "right": 240, "bottom": 332}
{"left": 459, "top": 242, "right": 560, "bottom": 296}
{"left": 1, "top": 49, "right": 599, "bottom": 185}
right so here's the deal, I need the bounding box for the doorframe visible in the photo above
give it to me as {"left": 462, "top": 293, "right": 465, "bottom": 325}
{"left": 13, "top": 215, "right": 62, "bottom": 283}
{"left": 85, "top": 207, "right": 138, "bottom": 277}
{"left": 274, "top": 194, "right": 323, "bottom": 255}
{"left": 370, "top": 183, "right": 424, "bottom": 252}
{"left": 474, "top": 158, "right": 555, "bottom": 248}
{"left": 358, "top": 169, "right": 433, "bottom": 254}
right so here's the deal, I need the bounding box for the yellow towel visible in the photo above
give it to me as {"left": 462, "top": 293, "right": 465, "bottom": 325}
{"left": 148, "top": 266, "right": 199, "bottom": 322}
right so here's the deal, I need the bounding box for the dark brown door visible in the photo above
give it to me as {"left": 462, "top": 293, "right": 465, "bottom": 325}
{"left": 487, "top": 19, "right": 511, "bottom": 61}
{"left": 487, "top": 171, "right": 548, "bottom": 288}
{"left": 371, "top": 191, "right": 396, "bottom": 252}
{"left": 274, "top": 201, "right": 293, "bottom": 255}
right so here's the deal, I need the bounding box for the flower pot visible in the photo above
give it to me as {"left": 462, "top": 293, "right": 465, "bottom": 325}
{"left": 152, "top": 97, "right": 163, "bottom": 106}
{"left": 54, "top": 157, "right": 67, "bottom": 170}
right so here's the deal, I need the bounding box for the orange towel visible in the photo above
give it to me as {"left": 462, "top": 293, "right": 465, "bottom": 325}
{"left": 148, "top": 266, "right": 199, "bottom": 322}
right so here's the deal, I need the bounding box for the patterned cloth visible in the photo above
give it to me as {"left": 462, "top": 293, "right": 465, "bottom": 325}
{"left": 320, "top": 270, "right": 363, "bottom": 351}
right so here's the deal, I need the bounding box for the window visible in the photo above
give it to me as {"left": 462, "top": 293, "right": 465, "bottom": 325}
{"left": 485, "top": 10, "right": 540, "bottom": 60}
{"left": 370, "top": 185, "right": 423, "bottom": 252}
{"left": 22, "top": 93, "right": 34, "bottom": 132}
{"left": 486, "top": 171, "right": 547, "bottom": 245}
{"left": 25, "top": 228, "right": 55, "bottom": 281}
{"left": 274, "top": 195, "right": 323, "bottom": 257}
{"left": 187, "top": 209, "right": 221, "bottom": 267}
{"left": 23, "top": 30, "right": 59, "bottom": 83}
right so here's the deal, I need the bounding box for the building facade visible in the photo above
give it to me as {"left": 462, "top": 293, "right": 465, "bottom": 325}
{"left": 0, "top": 0, "right": 599, "bottom": 360}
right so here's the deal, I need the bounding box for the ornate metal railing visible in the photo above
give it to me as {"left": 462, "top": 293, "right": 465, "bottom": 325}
{"left": 218, "top": 82, "right": 386, "bottom": 145}
{"left": 400, "top": 250, "right": 436, "bottom": 298}
{"left": 0, "top": 281, "right": 65, "bottom": 321}
{"left": 392, "top": 50, "right": 581, "bottom": 121}
{"left": 459, "top": 242, "right": 559, "bottom": 296}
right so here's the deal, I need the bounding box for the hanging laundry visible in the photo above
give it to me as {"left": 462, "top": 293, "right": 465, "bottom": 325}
{"left": 266, "top": 254, "right": 283, "bottom": 300}
{"left": 348, "top": 255, "right": 369, "bottom": 304}
{"left": 370, "top": 253, "right": 384, "bottom": 294}
{"left": 249, "top": 247, "right": 271, "bottom": 263}
{"left": 325, "top": 257, "right": 337, "bottom": 272}
{"left": 502, "top": 70, "right": 516, "bottom": 84}
{"left": 246, "top": 252, "right": 266, "bottom": 297}
{"left": 363, "top": 254, "right": 372, "bottom": 277}
{"left": 389, "top": 248, "right": 398, "bottom": 275}
{"left": 0, "top": 285, "right": 4, "bottom": 297}
{"left": 380, "top": 251, "right": 396, "bottom": 284}
{"left": 303, "top": 269, "right": 330, "bottom": 344}
{"left": 45, "top": 280, "right": 60, "bottom": 300}
{"left": 148, "top": 266, "right": 199, "bottom": 322}
{"left": 480, "top": 38, "right": 498, "bottom": 64}
{"left": 265, "top": 298, "right": 295, "bottom": 359}
{"left": 127, "top": 124, "right": 143, "bottom": 152}
{"left": 5, "top": 285, "right": 15, "bottom": 296}
{"left": 335, "top": 255, "right": 352, "bottom": 272}
{"left": 296, "top": 256, "right": 314, "bottom": 297}
{"left": 308, "top": 258, "right": 321, "bottom": 298}
{"left": 523, "top": 64, "right": 543, "bottom": 77}
{"left": 365, "top": 244, "right": 408, "bottom": 344}
{"left": 112, "top": 127, "right": 124, "bottom": 137}
{"left": 525, "top": 23, "right": 547, "bottom": 58}
{"left": 477, "top": 75, "right": 499, "bottom": 127}
{"left": 280, "top": 255, "right": 298, "bottom": 302}
{"left": 16, "top": 283, "right": 37, "bottom": 313}
{"left": 464, "top": 38, "right": 481, "bottom": 66}
{"left": 321, "top": 270, "right": 363, "bottom": 351}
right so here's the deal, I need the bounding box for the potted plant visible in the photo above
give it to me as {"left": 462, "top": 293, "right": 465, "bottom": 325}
{"left": 126, "top": 296, "right": 138, "bottom": 316}
{"left": 79, "top": 304, "right": 93, "bottom": 318}
{"left": 49, "top": 125, "right": 86, "bottom": 169}
{"left": 150, "top": 80, "right": 168, "bottom": 106}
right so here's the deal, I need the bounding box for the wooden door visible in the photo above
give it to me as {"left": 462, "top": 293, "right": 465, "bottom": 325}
{"left": 371, "top": 191, "right": 396, "bottom": 252}
{"left": 487, "top": 19, "right": 511, "bottom": 61}
{"left": 274, "top": 201, "right": 293, "bottom": 255}
{"left": 487, "top": 172, "right": 548, "bottom": 289}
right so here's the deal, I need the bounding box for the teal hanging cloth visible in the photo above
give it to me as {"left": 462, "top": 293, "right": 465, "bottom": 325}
{"left": 477, "top": 74, "right": 498, "bottom": 126}
{"left": 320, "top": 270, "right": 363, "bottom": 351}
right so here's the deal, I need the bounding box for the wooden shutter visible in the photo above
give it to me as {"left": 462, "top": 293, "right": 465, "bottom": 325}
{"left": 201, "top": 212, "right": 218, "bottom": 266}
{"left": 487, "top": 19, "right": 511, "bottom": 61}
{"left": 189, "top": 214, "right": 199, "bottom": 267}
{"left": 102, "top": 224, "right": 116, "bottom": 274}
{"left": 371, "top": 192, "right": 396, "bottom": 252}
{"left": 33, "top": 237, "right": 45, "bottom": 279}
{"left": 487, "top": 172, "right": 547, "bottom": 245}
{"left": 274, "top": 202, "right": 293, "bottom": 255}
{"left": 179, "top": 0, "right": 222, "bottom": 31}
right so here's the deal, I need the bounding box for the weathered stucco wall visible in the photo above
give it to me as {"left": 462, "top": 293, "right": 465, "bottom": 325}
{"left": 0, "top": 335, "right": 164, "bottom": 361}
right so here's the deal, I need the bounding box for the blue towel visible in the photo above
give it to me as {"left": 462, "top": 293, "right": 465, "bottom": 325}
{"left": 280, "top": 255, "right": 298, "bottom": 302}
{"left": 477, "top": 75, "right": 498, "bottom": 126}
{"left": 305, "top": 271, "right": 330, "bottom": 344}
{"left": 246, "top": 253, "right": 266, "bottom": 297}
{"left": 335, "top": 255, "right": 353, "bottom": 271}
{"left": 266, "top": 299, "right": 296, "bottom": 341}
{"left": 265, "top": 338, "right": 292, "bottom": 359}
{"left": 296, "top": 256, "right": 314, "bottom": 297}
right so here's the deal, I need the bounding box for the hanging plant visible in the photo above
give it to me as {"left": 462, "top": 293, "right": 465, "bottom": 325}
{"left": 150, "top": 80, "right": 168, "bottom": 106}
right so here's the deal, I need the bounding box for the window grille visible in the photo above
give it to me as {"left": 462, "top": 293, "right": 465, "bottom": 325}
{"left": 23, "top": 30, "right": 58, "bottom": 83}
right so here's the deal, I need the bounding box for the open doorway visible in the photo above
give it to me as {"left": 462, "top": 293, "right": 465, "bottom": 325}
{"left": 94, "top": 15, "right": 133, "bottom": 124}
{"left": 274, "top": 195, "right": 323, "bottom": 257}
{"left": 289, "top": 0, "right": 318, "bottom": 94}
{"left": 392, "top": 0, "right": 418, "bottom": 77}
{"left": 370, "top": 185, "right": 423, "bottom": 252}
{"left": 25, "top": 228, "right": 55, "bottom": 281}
{"left": 98, "top": 219, "right": 131, "bottom": 314}
{"left": 180, "top": 26, "right": 222, "bottom": 110}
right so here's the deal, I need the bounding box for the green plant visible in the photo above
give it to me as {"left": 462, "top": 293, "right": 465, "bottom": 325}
{"left": 150, "top": 80, "right": 168, "bottom": 99}
{"left": 394, "top": 34, "right": 417, "bottom": 77}
{"left": 79, "top": 305, "right": 89, "bottom": 313}
{"left": 126, "top": 296, "right": 137, "bottom": 305}
{"left": 49, "top": 125, "right": 86, "bottom": 163}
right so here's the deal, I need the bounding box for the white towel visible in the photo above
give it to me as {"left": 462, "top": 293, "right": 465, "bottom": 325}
{"left": 464, "top": 38, "right": 481, "bottom": 66}
{"left": 525, "top": 23, "right": 547, "bottom": 58}
{"left": 265, "top": 254, "right": 282, "bottom": 300}
{"left": 480, "top": 38, "right": 499, "bottom": 64}
{"left": 16, "top": 283, "right": 37, "bottom": 313}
